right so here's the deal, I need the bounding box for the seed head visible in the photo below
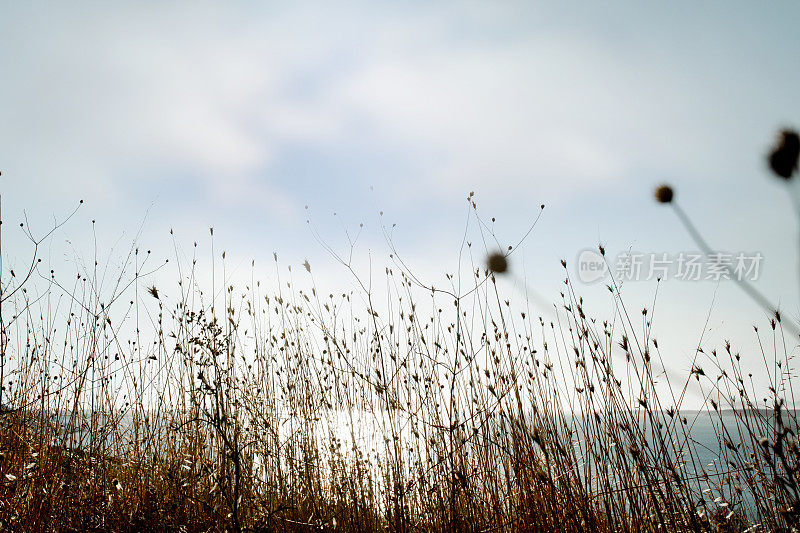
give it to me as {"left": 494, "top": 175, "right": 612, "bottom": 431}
{"left": 487, "top": 252, "right": 508, "bottom": 274}
{"left": 768, "top": 129, "right": 800, "bottom": 180}
{"left": 654, "top": 185, "right": 674, "bottom": 204}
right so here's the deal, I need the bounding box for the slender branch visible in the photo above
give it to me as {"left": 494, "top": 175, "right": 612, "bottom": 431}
{"left": 671, "top": 202, "right": 798, "bottom": 336}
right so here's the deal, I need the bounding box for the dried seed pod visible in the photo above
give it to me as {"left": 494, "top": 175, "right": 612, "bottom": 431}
{"left": 768, "top": 129, "right": 800, "bottom": 179}
{"left": 654, "top": 185, "right": 674, "bottom": 204}
{"left": 487, "top": 252, "right": 508, "bottom": 274}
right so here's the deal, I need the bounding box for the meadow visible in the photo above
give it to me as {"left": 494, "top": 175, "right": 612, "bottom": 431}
{"left": 1, "top": 132, "right": 800, "bottom": 532}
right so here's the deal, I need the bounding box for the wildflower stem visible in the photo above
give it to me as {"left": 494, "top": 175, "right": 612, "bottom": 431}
{"left": 788, "top": 188, "right": 800, "bottom": 306}
{"left": 671, "top": 202, "right": 798, "bottom": 336}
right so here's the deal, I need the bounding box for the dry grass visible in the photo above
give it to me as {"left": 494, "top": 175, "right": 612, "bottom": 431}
{"left": 0, "top": 202, "right": 799, "bottom": 532}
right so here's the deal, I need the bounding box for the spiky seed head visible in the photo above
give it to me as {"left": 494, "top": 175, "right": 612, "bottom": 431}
{"left": 654, "top": 185, "right": 674, "bottom": 204}
{"left": 487, "top": 253, "right": 508, "bottom": 274}
{"left": 147, "top": 285, "right": 159, "bottom": 299}
{"left": 768, "top": 129, "right": 800, "bottom": 180}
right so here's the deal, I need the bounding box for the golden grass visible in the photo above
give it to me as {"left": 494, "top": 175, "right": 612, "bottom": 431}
{"left": 0, "top": 211, "right": 798, "bottom": 532}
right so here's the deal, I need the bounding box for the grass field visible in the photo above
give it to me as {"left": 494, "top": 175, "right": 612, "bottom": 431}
{"left": 1, "top": 194, "right": 799, "bottom": 533}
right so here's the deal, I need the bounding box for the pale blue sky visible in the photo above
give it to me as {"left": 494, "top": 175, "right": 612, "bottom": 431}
{"left": 2, "top": 2, "right": 800, "bottom": 403}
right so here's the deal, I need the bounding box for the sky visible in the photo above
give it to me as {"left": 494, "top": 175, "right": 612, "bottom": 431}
{"left": 2, "top": 1, "right": 800, "bottom": 406}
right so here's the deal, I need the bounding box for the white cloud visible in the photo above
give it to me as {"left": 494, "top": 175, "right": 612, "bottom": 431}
{"left": 0, "top": 3, "right": 350, "bottom": 210}
{"left": 2, "top": 1, "right": 752, "bottom": 217}
{"left": 1, "top": 2, "right": 682, "bottom": 214}
{"left": 327, "top": 35, "right": 681, "bottom": 198}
